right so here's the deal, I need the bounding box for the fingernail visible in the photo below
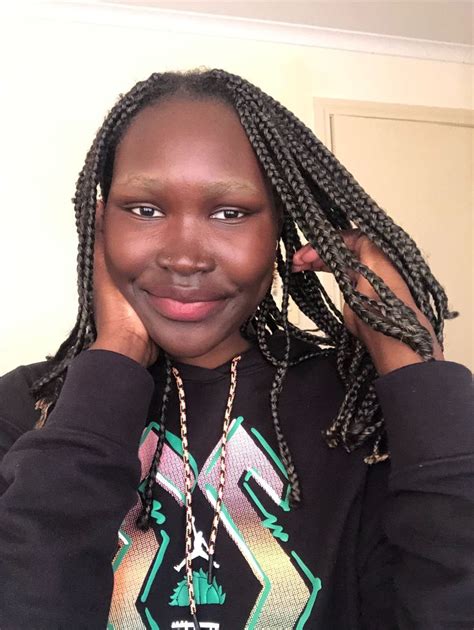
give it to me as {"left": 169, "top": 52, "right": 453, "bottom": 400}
{"left": 301, "top": 251, "right": 315, "bottom": 263}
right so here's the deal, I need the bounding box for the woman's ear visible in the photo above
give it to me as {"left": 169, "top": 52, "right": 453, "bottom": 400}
{"left": 274, "top": 199, "right": 284, "bottom": 238}
{"left": 95, "top": 199, "right": 105, "bottom": 238}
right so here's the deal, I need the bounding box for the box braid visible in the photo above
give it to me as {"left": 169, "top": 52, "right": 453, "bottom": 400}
{"left": 30, "top": 68, "right": 457, "bottom": 517}
{"left": 240, "top": 90, "right": 438, "bottom": 357}
{"left": 257, "top": 84, "right": 449, "bottom": 338}
{"left": 136, "top": 354, "right": 172, "bottom": 531}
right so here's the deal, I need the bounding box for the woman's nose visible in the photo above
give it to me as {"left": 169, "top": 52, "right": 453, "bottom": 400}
{"left": 155, "top": 226, "right": 215, "bottom": 276}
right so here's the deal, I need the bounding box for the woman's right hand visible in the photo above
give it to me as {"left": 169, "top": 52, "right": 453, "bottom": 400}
{"left": 89, "top": 203, "right": 158, "bottom": 367}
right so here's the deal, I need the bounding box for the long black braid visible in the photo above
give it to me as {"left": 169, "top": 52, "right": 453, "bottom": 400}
{"left": 136, "top": 355, "right": 172, "bottom": 530}
{"left": 30, "top": 68, "right": 457, "bottom": 527}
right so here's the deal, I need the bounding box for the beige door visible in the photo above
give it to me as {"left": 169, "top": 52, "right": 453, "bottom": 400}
{"left": 290, "top": 99, "right": 473, "bottom": 370}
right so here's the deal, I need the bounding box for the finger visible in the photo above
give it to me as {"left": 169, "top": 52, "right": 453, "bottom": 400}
{"left": 292, "top": 243, "right": 327, "bottom": 272}
{"left": 291, "top": 229, "right": 365, "bottom": 275}
{"left": 339, "top": 228, "right": 364, "bottom": 254}
{"left": 338, "top": 230, "right": 378, "bottom": 289}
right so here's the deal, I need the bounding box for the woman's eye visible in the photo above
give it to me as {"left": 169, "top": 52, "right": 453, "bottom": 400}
{"left": 211, "top": 208, "right": 246, "bottom": 220}
{"left": 129, "top": 206, "right": 163, "bottom": 218}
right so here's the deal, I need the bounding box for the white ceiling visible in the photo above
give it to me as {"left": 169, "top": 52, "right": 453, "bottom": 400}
{"left": 101, "top": 1, "right": 473, "bottom": 45}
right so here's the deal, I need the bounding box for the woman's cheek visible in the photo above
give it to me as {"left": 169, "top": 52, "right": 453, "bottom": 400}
{"left": 104, "top": 226, "right": 150, "bottom": 288}
{"left": 230, "top": 239, "right": 276, "bottom": 289}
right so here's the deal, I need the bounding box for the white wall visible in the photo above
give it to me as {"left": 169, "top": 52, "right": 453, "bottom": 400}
{"left": 0, "top": 6, "right": 472, "bottom": 374}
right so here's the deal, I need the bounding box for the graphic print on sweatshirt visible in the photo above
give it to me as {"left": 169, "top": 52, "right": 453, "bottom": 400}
{"left": 107, "top": 418, "right": 322, "bottom": 629}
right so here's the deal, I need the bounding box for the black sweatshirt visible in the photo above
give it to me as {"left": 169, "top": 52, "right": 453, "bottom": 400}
{"left": 0, "top": 339, "right": 473, "bottom": 630}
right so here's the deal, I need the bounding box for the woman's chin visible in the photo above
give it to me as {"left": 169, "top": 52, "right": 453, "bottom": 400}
{"left": 151, "top": 331, "right": 250, "bottom": 368}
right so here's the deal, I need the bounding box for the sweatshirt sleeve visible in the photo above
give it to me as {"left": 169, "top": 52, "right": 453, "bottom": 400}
{"left": 0, "top": 350, "right": 155, "bottom": 630}
{"left": 360, "top": 360, "right": 474, "bottom": 630}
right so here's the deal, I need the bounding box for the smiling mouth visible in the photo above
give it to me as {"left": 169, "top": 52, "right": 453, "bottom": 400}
{"left": 145, "top": 294, "right": 227, "bottom": 322}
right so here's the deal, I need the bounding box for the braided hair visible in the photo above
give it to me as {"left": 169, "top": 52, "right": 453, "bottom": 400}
{"left": 30, "top": 68, "right": 456, "bottom": 528}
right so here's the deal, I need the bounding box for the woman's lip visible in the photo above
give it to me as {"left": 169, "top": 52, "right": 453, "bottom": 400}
{"left": 144, "top": 285, "right": 227, "bottom": 302}
{"left": 145, "top": 294, "right": 227, "bottom": 322}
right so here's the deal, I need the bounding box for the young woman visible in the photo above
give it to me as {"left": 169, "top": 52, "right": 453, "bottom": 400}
{"left": 0, "top": 69, "right": 472, "bottom": 630}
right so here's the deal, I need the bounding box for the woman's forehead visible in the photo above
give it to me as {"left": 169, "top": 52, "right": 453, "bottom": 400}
{"left": 112, "top": 98, "right": 273, "bottom": 196}
{"left": 118, "top": 98, "right": 245, "bottom": 153}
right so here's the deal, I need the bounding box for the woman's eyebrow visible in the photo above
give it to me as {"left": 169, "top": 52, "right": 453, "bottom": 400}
{"left": 113, "top": 175, "right": 261, "bottom": 196}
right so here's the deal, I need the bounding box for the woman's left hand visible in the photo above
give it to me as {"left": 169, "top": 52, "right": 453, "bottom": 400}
{"left": 292, "top": 230, "right": 444, "bottom": 375}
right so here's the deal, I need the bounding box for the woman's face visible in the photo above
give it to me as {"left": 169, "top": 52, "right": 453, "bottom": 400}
{"left": 102, "top": 97, "right": 279, "bottom": 368}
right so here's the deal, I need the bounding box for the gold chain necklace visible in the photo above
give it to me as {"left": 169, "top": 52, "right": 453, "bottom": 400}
{"left": 171, "top": 355, "right": 241, "bottom": 630}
